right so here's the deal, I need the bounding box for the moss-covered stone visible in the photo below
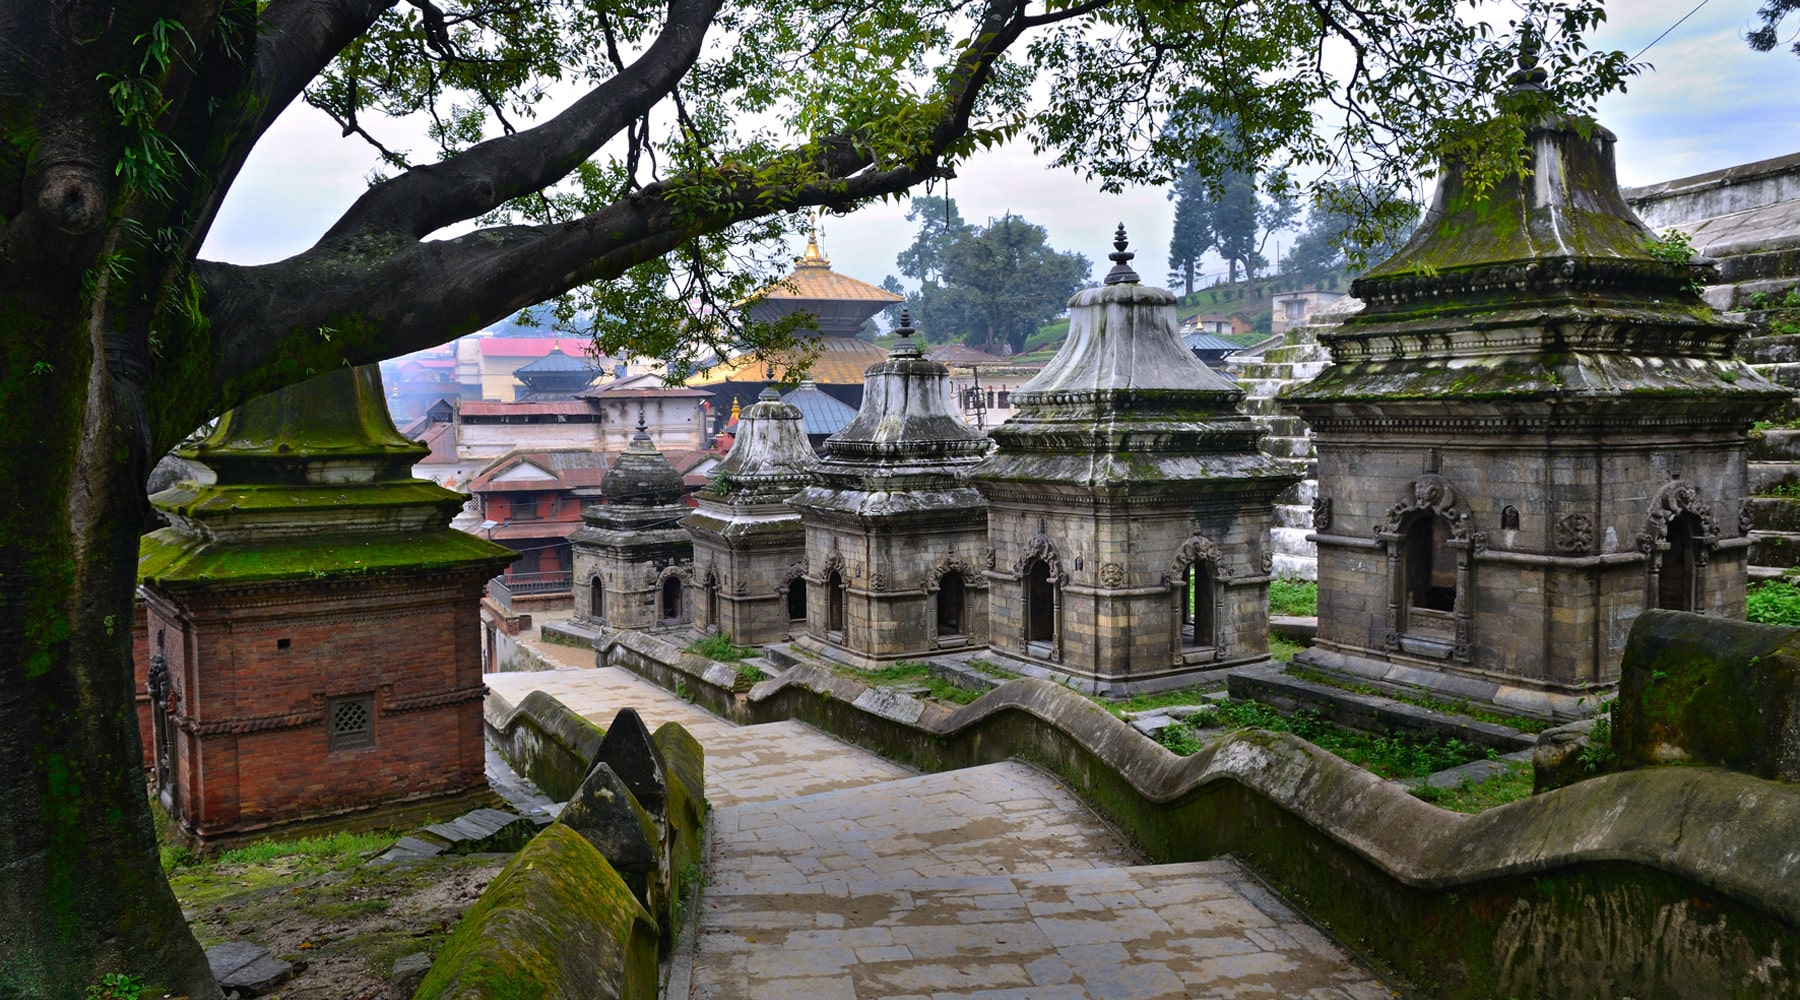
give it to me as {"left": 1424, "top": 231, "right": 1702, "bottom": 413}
{"left": 555, "top": 764, "right": 665, "bottom": 930}
{"left": 411, "top": 824, "right": 658, "bottom": 1000}
{"left": 484, "top": 691, "right": 608, "bottom": 803}
{"left": 1614, "top": 609, "right": 1800, "bottom": 781}
{"left": 653, "top": 721, "right": 707, "bottom": 893}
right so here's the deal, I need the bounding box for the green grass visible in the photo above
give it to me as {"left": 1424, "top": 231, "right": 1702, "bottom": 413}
{"left": 841, "top": 660, "right": 985, "bottom": 705}
{"left": 688, "top": 634, "right": 755, "bottom": 662}
{"left": 1268, "top": 580, "right": 1317, "bottom": 617}
{"left": 1408, "top": 763, "right": 1534, "bottom": 813}
{"left": 735, "top": 663, "right": 768, "bottom": 686}
{"left": 1748, "top": 579, "right": 1800, "bottom": 626}
{"left": 1104, "top": 683, "right": 1218, "bottom": 718}
{"left": 1269, "top": 635, "right": 1304, "bottom": 662}
{"left": 1154, "top": 699, "right": 1492, "bottom": 780}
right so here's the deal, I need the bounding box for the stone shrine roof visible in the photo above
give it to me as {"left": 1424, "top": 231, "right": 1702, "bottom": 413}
{"left": 699, "top": 387, "right": 817, "bottom": 505}
{"left": 600, "top": 424, "right": 686, "bottom": 507}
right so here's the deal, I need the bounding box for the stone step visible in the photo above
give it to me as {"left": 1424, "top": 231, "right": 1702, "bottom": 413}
{"left": 1749, "top": 462, "right": 1800, "bottom": 495}
{"left": 1262, "top": 436, "right": 1314, "bottom": 461}
{"left": 420, "top": 807, "right": 538, "bottom": 855}
{"left": 1748, "top": 496, "right": 1800, "bottom": 533}
{"left": 1274, "top": 505, "right": 1314, "bottom": 530}
{"left": 1750, "top": 530, "right": 1800, "bottom": 568}
{"left": 1749, "top": 362, "right": 1800, "bottom": 389}
{"left": 1273, "top": 527, "right": 1317, "bottom": 559}
{"left": 1262, "top": 415, "right": 1309, "bottom": 437}
{"left": 1749, "top": 429, "right": 1800, "bottom": 462}
{"left": 1741, "top": 333, "right": 1800, "bottom": 365}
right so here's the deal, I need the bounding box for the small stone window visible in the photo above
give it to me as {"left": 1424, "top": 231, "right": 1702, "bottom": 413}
{"left": 328, "top": 694, "right": 376, "bottom": 752}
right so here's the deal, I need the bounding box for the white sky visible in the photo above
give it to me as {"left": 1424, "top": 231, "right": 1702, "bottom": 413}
{"left": 203, "top": 1, "right": 1800, "bottom": 317}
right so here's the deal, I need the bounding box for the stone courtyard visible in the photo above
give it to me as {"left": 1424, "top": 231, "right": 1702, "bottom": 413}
{"left": 491, "top": 638, "right": 1394, "bottom": 1000}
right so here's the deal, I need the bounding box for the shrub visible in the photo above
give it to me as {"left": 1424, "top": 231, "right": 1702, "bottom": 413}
{"left": 1268, "top": 580, "right": 1317, "bottom": 617}
{"left": 1747, "top": 580, "right": 1800, "bottom": 626}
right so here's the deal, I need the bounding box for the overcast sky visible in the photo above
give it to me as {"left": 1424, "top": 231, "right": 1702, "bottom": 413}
{"left": 203, "top": 1, "right": 1800, "bottom": 320}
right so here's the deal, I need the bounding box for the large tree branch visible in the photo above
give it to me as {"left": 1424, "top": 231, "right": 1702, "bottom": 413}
{"left": 176, "top": 0, "right": 398, "bottom": 255}
{"left": 179, "top": 0, "right": 1106, "bottom": 428}
{"left": 322, "top": 0, "right": 722, "bottom": 241}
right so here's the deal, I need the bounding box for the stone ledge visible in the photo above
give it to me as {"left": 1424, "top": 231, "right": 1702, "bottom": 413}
{"left": 602, "top": 626, "right": 1800, "bottom": 1000}
{"left": 1227, "top": 663, "right": 1535, "bottom": 753}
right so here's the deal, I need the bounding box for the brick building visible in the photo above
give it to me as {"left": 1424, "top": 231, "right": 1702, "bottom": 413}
{"left": 138, "top": 366, "right": 515, "bottom": 847}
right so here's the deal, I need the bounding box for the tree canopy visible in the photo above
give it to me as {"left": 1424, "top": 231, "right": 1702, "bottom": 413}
{"left": 890, "top": 200, "right": 1089, "bottom": 352}
{"left": 1279, "top": 182, "right": 1420, "bottom": 288}
{"left": 0, "top": 0, "right": 1637, "bottom": 993}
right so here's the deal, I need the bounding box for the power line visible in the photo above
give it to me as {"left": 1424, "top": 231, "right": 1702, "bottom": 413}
{"left": 1631, "top": 0, "right": 1715, "bottom": 62}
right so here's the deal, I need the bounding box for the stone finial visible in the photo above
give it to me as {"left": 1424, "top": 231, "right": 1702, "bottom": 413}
{"left": 1508, "top": 26, "right": 1548, "bottom": 94}
{"left": 635, "top": 404, "right": 649, "bottom": 438}
{"left": 1103, "top": 223, "right": 1140, "bottom": 285}
{"left": 891, "top": 308, "right": 922, "bottom": 358}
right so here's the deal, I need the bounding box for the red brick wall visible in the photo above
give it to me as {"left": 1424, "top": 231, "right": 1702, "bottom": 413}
{"left": 142, "top": 570, "right": 493, "bottom": 842}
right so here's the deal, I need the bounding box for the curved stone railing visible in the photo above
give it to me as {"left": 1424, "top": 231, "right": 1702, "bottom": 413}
{"left": 485, "top": 688, "right": 608, "bottom": 802}
{"left": 602, "top": 629, "right": 1800, "bottom": 1000}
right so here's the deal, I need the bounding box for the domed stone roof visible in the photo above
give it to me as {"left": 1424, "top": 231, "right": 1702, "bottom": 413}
{"left": 601, "top": 421, "right": 685, "bottom": 507}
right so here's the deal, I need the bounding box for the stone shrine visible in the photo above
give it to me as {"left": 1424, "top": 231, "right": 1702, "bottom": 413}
{"left": 138, "top": 366, "right": 515, "bottom": 847}
{"left": 789, "top": 312, "right": 992, "bottom": 667}
{"left": 682, "top": 386, "right": 818, "bottom": 644}
{"left": 566, "top": 414, "right": 695, "bottom": 638}
{"left": 970, "top": 229, "right": 1300, "bottom": 695}
{"left": 1285, "top": 84, "right": 1786, "bottom": 719}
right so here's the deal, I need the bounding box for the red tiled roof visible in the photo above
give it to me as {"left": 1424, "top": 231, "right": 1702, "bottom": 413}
{"left": 475, "top": 337, "right": 601, "bottom": 359}
{"left": 469, "top": 447, "right": 711, "bottom": 492}
{"left": 413, "top": 421, "right": 460, "bottom": 465}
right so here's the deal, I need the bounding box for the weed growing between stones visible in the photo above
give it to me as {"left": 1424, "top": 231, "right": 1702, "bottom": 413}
{"left": 84, "top": 974, "right": 146, "bottom": 1000}
{"left": 1407, "top": 764, "right": 1534, "bottom": 813}
{"left": 1286, "top": 666, "right": 1548, "bottom": 733}
{"left": 840, "top": 660, "right": 985, "bottom": 705}
{"left": 1269, "top": 635, "right": 1305, "bottom": 662}
{"left": 688, "top": 635, "right": 755, "bottom": 662}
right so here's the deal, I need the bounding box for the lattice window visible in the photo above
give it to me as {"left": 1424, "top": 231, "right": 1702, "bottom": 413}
{"left": 328, "top": 695, "right": 376, "bottom": 751}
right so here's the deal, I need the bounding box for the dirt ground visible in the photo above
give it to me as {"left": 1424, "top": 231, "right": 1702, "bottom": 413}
{"left": 173, "top": 846, "right": 506, "bottom": 998}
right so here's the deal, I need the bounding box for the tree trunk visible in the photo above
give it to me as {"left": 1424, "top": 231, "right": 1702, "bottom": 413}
{"left": 0, "top": 284, "right": 221, "bottom": 997}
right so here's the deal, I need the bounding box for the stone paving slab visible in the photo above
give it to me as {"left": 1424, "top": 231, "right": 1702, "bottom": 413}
{"left": 699, "top": 853, "right": 1393, "bottom": 999}
{"left": 486, "top": 667, "right": 916, "bottom": 808}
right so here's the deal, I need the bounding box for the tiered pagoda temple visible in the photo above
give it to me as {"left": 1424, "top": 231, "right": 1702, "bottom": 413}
{"left": 1285, "top": 88, "right": 1787, "bottom": 719}
{"left": 970, "top": 230, "right": 1300, "bottom": 695}
{"left": 790, "top": 312, "right": 993, "bottom": 666}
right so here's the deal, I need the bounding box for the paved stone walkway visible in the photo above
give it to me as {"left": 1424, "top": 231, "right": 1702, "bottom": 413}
{"left": 488, "top": 638, "right": 1395, "bottom": 1000}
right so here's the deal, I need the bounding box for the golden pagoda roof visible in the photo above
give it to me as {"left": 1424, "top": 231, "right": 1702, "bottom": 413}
{"left": 757, "top": 236, "right": 904, "bottom": 304}
{"left": 689, "top": 337, "right": 891, "bottom": 386}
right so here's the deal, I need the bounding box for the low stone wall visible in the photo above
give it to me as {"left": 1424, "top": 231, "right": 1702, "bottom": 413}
{"left": 602, "top": 629, "right": 1800, "bottom": 1000}
{"left": 484, "top": 689, "right": 608, "bottom": 802}
{"left": 412, "top": 824, "right": 659, "bottom": 1000}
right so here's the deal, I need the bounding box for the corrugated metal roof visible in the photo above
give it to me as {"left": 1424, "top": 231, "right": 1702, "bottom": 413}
{"left": 1182, "top": 332, "right": 1242, "bottom": 351}
{"left": 780, "top": 382, "right": 859, "bottom": 436}
{"left": 515, "top": 347, "right": 601, "bottom": 374}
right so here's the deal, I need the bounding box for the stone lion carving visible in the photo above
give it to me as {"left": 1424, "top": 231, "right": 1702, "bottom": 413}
{"left": 1636, "top": 480, "right": 1720, "bottom": 554}
{"left": 1378, "top": 473, "right": 1476, "bottom": 541}
{"left": 1311, "top": 496, "right": 1333, "bottom": 532}
{"left": 1013, "top": 534, "right": 1063, "bottom": 583}
{"left": 1098, "top": 562, "right": 1125, "bottom": 587}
